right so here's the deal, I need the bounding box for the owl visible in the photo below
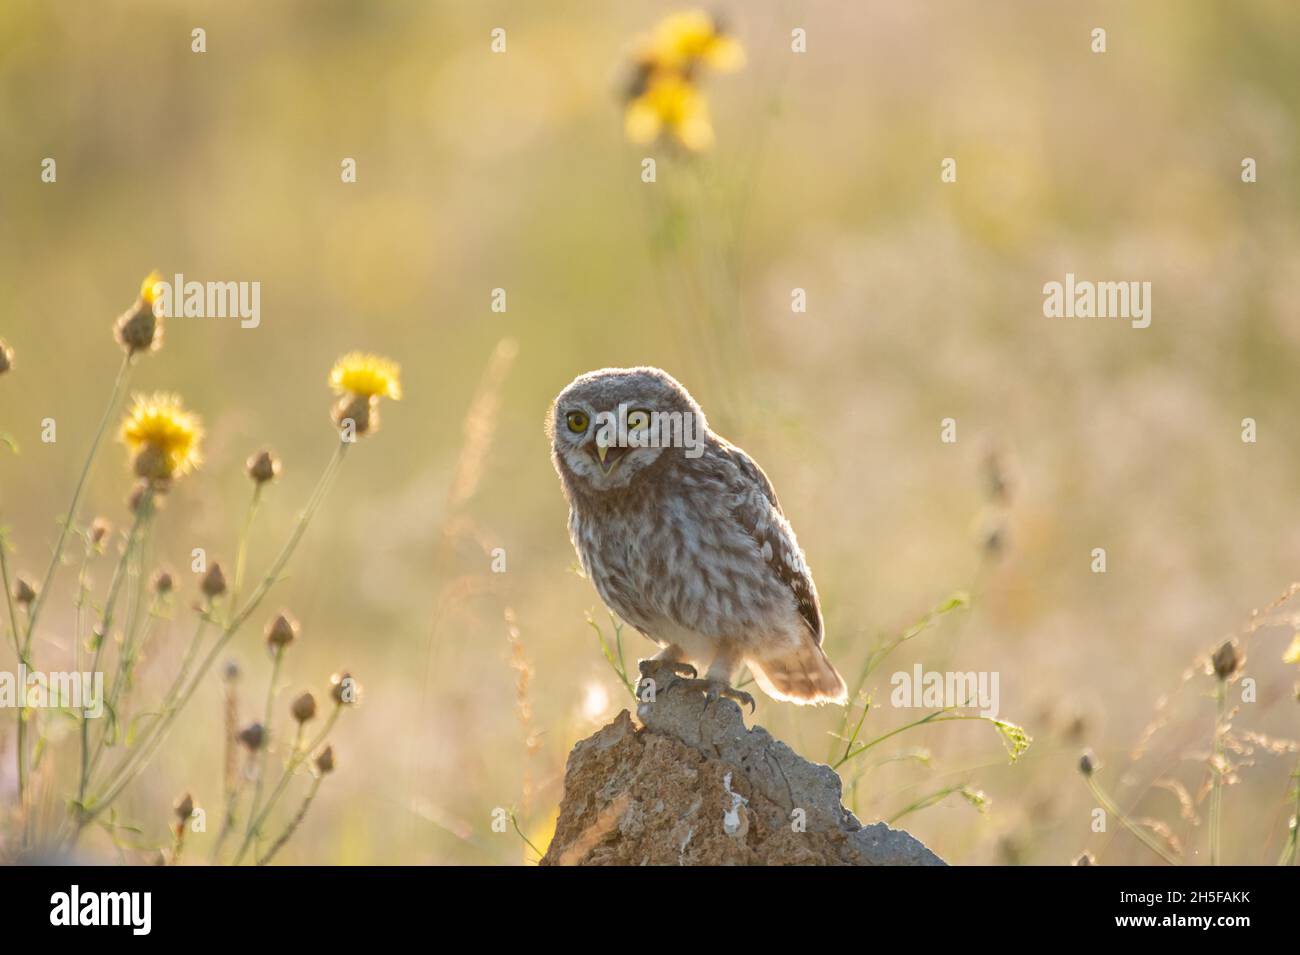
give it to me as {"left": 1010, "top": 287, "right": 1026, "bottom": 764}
{"left": 548, "top": 366, "right": 848, "bottom": 709}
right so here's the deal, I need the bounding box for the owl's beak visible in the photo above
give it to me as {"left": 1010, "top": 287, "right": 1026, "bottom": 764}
{"left": 589, "top": 433, "right": 626, "bottom": 475}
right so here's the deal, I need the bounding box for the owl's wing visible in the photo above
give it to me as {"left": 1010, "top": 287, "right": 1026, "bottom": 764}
{"left": 716, "top": 440, "right": 824, "bottom": 643}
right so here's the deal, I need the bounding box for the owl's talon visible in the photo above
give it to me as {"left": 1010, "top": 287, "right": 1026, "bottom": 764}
{"left": 638, "top": 659, "right": 697, "bottom": 680}
{"left": 676, "top": 678, "right": 756, "bottom": 714}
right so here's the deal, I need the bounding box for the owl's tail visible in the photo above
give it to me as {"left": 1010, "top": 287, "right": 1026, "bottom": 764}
{"left": 748, "top": 638, "right": 848, "bottom": 706}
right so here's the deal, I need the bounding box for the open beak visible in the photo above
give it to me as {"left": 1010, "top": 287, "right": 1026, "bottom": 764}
{"left": 589, "top": 433, "right": 626, "bottom": 475}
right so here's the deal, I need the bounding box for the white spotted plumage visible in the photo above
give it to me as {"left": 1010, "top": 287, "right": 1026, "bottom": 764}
{"left": 548, "top": 367, "right": 848, "bottom": 706}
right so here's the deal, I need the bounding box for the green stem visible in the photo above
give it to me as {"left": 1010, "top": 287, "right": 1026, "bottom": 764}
{"left": 233, "top": 705, "right": 339, "bottom": 865}
{"left": 258, "top": 774, "right": 323, "bottom": 866}
{"left": 77, "top": 441, "right": 347, "bottom": 832}
{"left": 26, "top": 352, "right": 132, "bottom": 646}
{"left": 229, "top": 484, "right": 263, "bottom": 621}
{"left": 77, "top": 488, "right": 153, "bottom": 808}
{"left": 1087, "top": 776, "right": 1179, "bottom": 866}
{"left": 1209, "top": 680, "right": 1225, "bottom": 866}
{"left": 245, "top": 645, "right": 285, "bottom": 830}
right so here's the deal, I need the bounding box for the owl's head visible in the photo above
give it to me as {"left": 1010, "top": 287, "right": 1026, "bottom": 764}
{"left": 548, "top": 366, "right": 708, "bottom": 493}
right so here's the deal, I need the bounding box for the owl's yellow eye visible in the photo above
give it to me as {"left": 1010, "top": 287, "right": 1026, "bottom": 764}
{"left": 565, "top": 411, "right": 589, "bottom": 434}
{"left": 627, "top": 409, "right": 651, "bottom": 430}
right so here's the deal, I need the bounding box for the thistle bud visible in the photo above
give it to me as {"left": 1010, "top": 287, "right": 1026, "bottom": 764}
{"left": 246, "top": 449, "right": 281, "bottom": 485}
{"left": 332, "top": 394, "right": 376, "bottom": 436}
{"left": 173, "top": 792, "right": 194, "bottom": 822}
{"left": 237, "top": 722, "right": 265, "bottom": 751}
{"left": 266, "top": 613, "right": 298, "bottom": 651}
{"left": 115, "top": 272, "right": 164, "bottom": 356}
{"left": 1211, "top": 640, "right": 1243, "bottom": 682}
{"left": 153, "top": 570, "right": 174, "bottom": 595}
{"left": 14, "top": 578, "right": 36, "bottom": 606}
{"left": 315, "top": 745, "right": 335, "bottom": 775}
{"left": 291, "top": 691, "right": 318, "bottom": 724}
{"left": 1078, "top": 750, "right": 1097, "bottom": 777}
{"left": 90, "top": 518, "right": 111, "bottom": 547}
{"left": 200, "top": 563, "right": 227, "bottom": 600}
{"left": 329, "top": 671, "right": 359, "bottom": 706}
{"left": 1073, "top": 851, "right": 1095, "bottom": 866}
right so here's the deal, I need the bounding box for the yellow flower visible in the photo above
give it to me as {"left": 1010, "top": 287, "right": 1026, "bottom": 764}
{"left": 140, "top": 270, "right": 164, "bottom": 305}
{"left": 119, "top": 392, "right": 203, "bottom": 482}
{"left": 640, "top": 11, "right": 745, "bottom": 74}
{"left": 329, "top": 352, "right": 401, "bottom": 436}
{"left": 624, "top": 72, "right": 714, "bottom": 152}
{"left": 329, "top": 352, "right": 402, "bottom": 401}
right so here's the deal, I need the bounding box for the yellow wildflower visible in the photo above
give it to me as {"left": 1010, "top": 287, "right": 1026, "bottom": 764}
{"left": 329, "top": 352, "right": 401, "bottom": 436}
{"left": 329, "top": 352, "right": 402, "bottom": 401}
{"left": 624, "top": 72, "right": 714, "bottom": 152}
{"left": 640, "top": 11, "right": 745, "bottom": 74}
{"left": 119, "top": 392, "right": 203, "bottom": 482}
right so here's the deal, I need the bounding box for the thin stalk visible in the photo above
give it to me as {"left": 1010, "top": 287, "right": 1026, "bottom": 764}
{"left": 77, "top": 489, "right": 153, "bottom": 807}
{"left": 228, "top": 483, "right": 264, "bottom": 620}
{"left": 258, "top": 774, "right": 323, "bottom": 866}
{"left": 233, "top": 705, "right": 339, "bottom": 865}
{"left": 1209, "top": 681, "right": 1226, "bottom": 866}
{"left": 26, "top": 352, "right": 132, "bottom": 644}
{"left": 245, "top": 644, "right": 286, "bottom": 830}
{"left": 78, "top": 441, "right": 347, "bottom": 830}
{"left": 1086, "top": 776, "right": 1179, "bottom": 866}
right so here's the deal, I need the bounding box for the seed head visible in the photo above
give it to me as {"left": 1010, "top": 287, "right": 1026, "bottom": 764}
{"left": 266, "top": 613, "right": 298, "bottom": 651}
{"left": 237, "top": 722, "right": 266, "bottom": 751}
{"left": 201, "top": 562, "right": 227, "bottom": 600}
{"left": 1211, "top": 640, "right": 1244, "bottom": 682}
{"left": 153, "top": 570, "right": 174, "bottom": 595}
{"left": 14, "top": 578, "right": 36, "bottom": 606}
{"left": 246, "top": 449, "right": 281, "bottom": 485}
{"left": 315, "top": 745, "right": 335, "bottom": 775}
{"left": 173, "top": 792, "right": 194, "bottom": 822}
{"left": 291, "top": 691, "right": 318, "bottom": 724}
{"left": 329, "top": 671, "right": 360, "bottom": 706}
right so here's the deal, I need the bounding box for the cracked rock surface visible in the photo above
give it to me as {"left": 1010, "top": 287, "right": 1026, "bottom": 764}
{"left": 540, "top": 672, "right": 946, "bottom": 866}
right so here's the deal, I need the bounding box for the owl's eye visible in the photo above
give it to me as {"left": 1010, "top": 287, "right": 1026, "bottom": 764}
{"left": 627, "top": 409, "right": 651, "bottom": 430}
{"left": 565, "top": 411, "right": 589, "bottom": 434}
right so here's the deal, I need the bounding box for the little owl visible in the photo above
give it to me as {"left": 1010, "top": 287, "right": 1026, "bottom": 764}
{"left": 548, "top": 366, "right": 847, "bottom": 710}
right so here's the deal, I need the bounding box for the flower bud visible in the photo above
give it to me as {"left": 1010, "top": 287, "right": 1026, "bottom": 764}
{"left": 237, "top": 722, "right": 265, "bottom": 751}
{"left": 246, "top": 449, "right": 281, "bottom": 485}
{"left": 0, "top": 340, "right": 12, "bottom": 375}
{"left": 315, "top": 745, "right": 335, "bottom": 775}
{"left": 329, "top": 671, "right": 360, "bottom": 706}
{"left": 266, "top": 613, "right": 298, "bottom": 651}
{"left": 173, "top": 792, "right": 194, "bottom": 822}
{"left": 115, "top": 273, "right": 164, "bottom": 356}
{"left": 1211, "top": 640, "right": 1243, "bottom": 682}
{"left": 291, "top": 691, "right": 318, "bottom": 723}
{"left": 1078, "top": 750, "right": 1097, "bottom": 777}
{"left": 90, "top": 518, "right": 111, "bottom": 547}
{"left": 14, "top": 578, "right": 36, "bottom": 606}
{"left": 153, "top": 570, "right": 174, "bottom": 595}
{"left": 200, "top": 563, "right": 227, "bottom": 600}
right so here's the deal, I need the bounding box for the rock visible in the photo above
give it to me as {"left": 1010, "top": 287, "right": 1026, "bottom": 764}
{"left": 541, "top": 671, "right": 945, "bottom": 866}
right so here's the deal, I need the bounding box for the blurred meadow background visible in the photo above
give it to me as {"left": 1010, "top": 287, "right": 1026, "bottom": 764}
{"left": 2, "top": 0, "right": 1300, "bottom": 864}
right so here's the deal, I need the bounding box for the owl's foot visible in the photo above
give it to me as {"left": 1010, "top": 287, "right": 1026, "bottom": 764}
{"left": 638, "top": 658, "right": 697, "bottom": 681}
{"left": 675, "top": 678, "right": 756, "bottom": 714}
